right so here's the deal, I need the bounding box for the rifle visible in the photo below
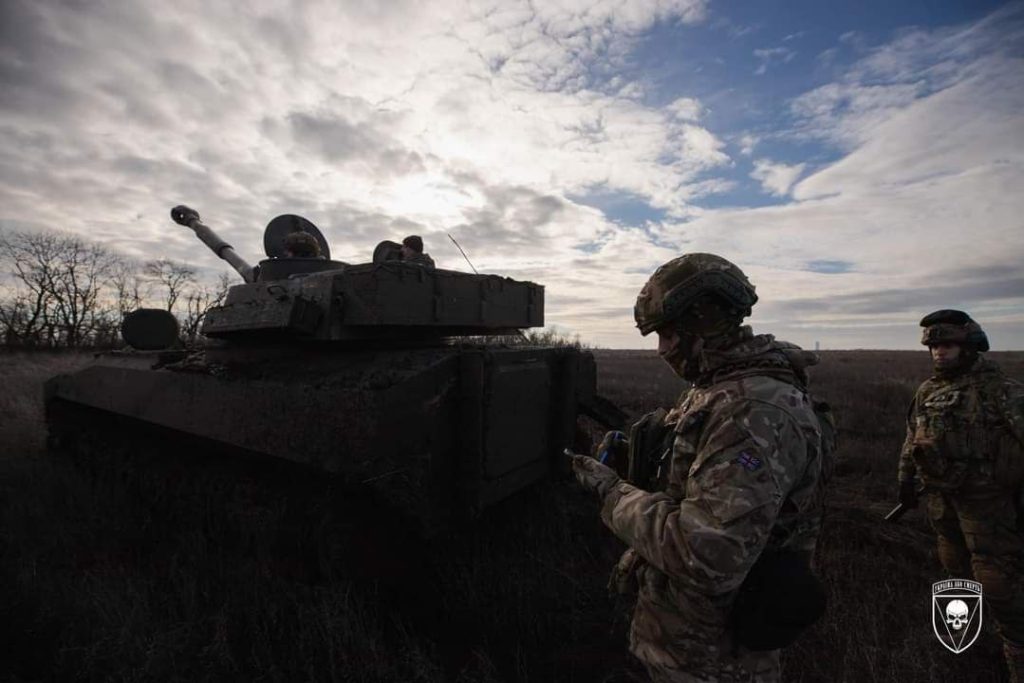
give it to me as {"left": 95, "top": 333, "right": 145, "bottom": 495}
{"left": 884, "top": 485, "right": 925, "bottom": 522}
{"left": 884, "top": 502, "right": 911, "bottom": 522}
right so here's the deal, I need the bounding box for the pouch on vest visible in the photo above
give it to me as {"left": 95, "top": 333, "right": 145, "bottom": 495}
{"left": 729, "top": 548, "right": 826, "bottom": 651}
{"left": 627, "top": 407, "right": 672, "bottom": 489}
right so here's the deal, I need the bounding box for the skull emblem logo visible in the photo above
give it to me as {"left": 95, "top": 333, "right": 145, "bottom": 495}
{"left": 933, "top": 579, "right": 982, "bottom": 653}
{"left": 946, "top": 599, "right": 969, "bottom": 630}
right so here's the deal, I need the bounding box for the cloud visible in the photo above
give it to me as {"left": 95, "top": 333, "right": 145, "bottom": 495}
{"left": 285, "top": 109, "right": 425, "bottom": 175}
{"left": 805, "top": 260, "right": 854, "bottom": 274}
{"left": 790, "top": 3, "right": 1024, "bottom": 149}
{"left": 0, "top": 0, "right": 723, "bottom": 234}
{"left": 737, "top": 133, "right": 758, "bottom": 156}
{"left": 667, "top": 97, "right": 703, "bottom": 121}
{"left": 0, "top": 0, "right": 1020, "bottom": 350}
{"left": 771, "top": 277, "right": 1024, "bottom": 317}
{"left": 753, "top": 46, "right": 796, "bottom": 75}
{"left": 628, "top": 7, "right": 1024, "bottom": 349}
{"left": 750, "top": 159, "right": 806, "bottom": 196}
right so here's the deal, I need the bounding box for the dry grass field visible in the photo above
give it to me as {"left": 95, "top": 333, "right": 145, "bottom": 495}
{"left": 1, "top": 348, "right": 1022, "bottom": 682}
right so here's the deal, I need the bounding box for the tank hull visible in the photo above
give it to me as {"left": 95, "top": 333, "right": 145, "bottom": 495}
{"left": 45, "top": 345, "right": 597, "bottom": 534}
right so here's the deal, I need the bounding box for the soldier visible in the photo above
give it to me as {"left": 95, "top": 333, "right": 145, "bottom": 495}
{"left": 282, "top": 230, "right": 322, "bottom": 258}
{"left": 571, "top": 253, "right": 831, "bottom": 682}
{"left": 897, "top": 310, "right": 1024, "bottom": 680}
{"left": 400, "top": 235, "right": 436, "bottom": 268}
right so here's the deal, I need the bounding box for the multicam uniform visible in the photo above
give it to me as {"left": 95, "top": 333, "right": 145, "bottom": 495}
{"left": 899, "top": 357, "right": 1024, "bottom": 657}
{"left": 601, "top": 330, "right": 828, "bottom": 683}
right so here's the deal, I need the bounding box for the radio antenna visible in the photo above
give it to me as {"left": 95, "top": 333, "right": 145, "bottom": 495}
{"left": 448, "top": 233, "right": 478, "bottom": 274}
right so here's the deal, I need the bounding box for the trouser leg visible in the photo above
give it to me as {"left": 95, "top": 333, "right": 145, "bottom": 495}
{"left": 926, "top": 491, "right": 973, "bottom": 577}
{"left": 954, "top": 492, "right": 1024, "bottom": 682}
{"left": 641, "top": 657, "right": 779, "bottom": 683}
{"left": 1005, "top": 640, "right": 1024, "bottom": 683}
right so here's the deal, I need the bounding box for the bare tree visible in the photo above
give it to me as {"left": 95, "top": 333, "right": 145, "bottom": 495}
{"left": 111, "top": 256, "right": 151, "bottom": 318}
{"left": 0, "top": 229, "right": 130, "bottom": 347}
{"left": 180, "top": 272, "right": 230, "bottom": 342}
{"left": 0, "top": 230, "right": 63, "bottom": 346}
{"left": 0, "top": 229, "right": 224, "bottom": 348}
{"left": 144, "top": 259, "right": 196, "bottom": 313}
{"left": 48, "top": 236, "right": 118, "bottom": 347}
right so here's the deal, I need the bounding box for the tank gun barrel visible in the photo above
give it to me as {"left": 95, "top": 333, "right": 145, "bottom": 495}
{"left": 171, "top": 205, "right": 256, "bottom": 283}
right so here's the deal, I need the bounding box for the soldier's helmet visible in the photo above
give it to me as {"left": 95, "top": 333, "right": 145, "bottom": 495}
{"left": 634, "top": 253, "right": 758, "bottom": 336}
{"left": 919, "top": 309, "right": 989, "bottom": 352}
{"left": 283, "top": 230, "right": 322, "bottom": 258}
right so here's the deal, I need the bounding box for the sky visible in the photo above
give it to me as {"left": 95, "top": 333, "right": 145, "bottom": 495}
{"left": 1, "top": 0, "right": 1022, "bottom": 349}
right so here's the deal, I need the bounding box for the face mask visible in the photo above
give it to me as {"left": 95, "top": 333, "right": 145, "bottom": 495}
{"left": 659, "top": 330, "right": 704, "bottom": 380}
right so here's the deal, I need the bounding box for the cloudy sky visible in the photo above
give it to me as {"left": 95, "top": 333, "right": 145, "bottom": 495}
{"left": 1, "top": 0, "right": 1022, "bottom": 349}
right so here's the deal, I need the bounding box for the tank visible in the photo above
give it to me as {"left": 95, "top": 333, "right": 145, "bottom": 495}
{"left": 44, "top": 206, "right": 625, "bottom": 535}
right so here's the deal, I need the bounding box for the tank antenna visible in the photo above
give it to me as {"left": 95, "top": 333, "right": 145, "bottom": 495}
{"left": 448, "top": 233, "right": 478, "bottom": 274}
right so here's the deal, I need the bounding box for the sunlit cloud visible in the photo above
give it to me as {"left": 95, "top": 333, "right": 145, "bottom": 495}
{"left": 0, "top": 0, "right": 1020, "bottom": 349}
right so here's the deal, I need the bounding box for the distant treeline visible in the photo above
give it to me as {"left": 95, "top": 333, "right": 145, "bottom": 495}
{"left": 0, "top": 229, "right": 229, "bottom": 349}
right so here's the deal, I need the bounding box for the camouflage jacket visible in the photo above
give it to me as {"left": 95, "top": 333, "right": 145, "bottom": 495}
{"left": 898, "top": 358, "right": 1024, "bottom": 491}
{"left": 600, "top": 331, "right": 827, "bottom": 671}
{"left": 403, "top": 252, "right": 435, "bottom": 269}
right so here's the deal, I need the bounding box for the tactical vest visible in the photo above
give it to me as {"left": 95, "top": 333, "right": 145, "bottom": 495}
{"left": 910, "top": 362, "right": 1024, "bottom": 491}
{"left": 626, "top": 394, "right": 836, "bottom": 522}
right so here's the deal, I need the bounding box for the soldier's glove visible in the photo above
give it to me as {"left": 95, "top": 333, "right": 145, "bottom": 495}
{"left": 594, "top": 430, "right": 629, "bottom": 476}
{"left": 898, "top": 480, "right": 919, "bottom": 509}
{"left": 608, "top": 548, "right": 643, "bottom": 597}
{"left": 570, "top": 453, "right": 621, "bottom": 499}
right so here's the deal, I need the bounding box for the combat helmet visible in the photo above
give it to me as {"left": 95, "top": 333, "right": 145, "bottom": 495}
{"left": 919, "top": 309, "right": 989, "bottom": 352}
{"left": 634, "top": 253, "right": 757, "bottom": 336}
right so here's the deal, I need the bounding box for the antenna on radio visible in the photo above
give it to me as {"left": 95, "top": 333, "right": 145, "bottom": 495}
{"left": 448, "top": 233, "right": 478, "bottom": 274}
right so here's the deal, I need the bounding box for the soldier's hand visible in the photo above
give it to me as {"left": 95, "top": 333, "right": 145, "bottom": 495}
{"left": 898, "top": 480, "right": 919, "bottom": 509}
{"left": 569, "top": 452, "right": 621, "bottom": 499}
{"left": 594, "top": 430, "right": 629, "bottom": 473}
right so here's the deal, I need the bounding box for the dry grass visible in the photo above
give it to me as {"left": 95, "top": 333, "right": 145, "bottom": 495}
{"left": 1, "top": 348, "right": 1022, "bottom": 682}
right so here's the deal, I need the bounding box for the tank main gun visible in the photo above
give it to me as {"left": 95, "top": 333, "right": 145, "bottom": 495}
{"left": 171, "top": 205, "right": 256, "bottom": 283}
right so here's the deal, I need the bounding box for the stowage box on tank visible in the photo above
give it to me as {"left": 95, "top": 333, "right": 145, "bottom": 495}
{"left": 44, "top": 206, "right": 623, "bottom": 535}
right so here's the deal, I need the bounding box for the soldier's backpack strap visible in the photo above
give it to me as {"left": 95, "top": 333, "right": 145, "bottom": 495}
{"left": 626, "top": 407, "right": 672, "bottom": 489}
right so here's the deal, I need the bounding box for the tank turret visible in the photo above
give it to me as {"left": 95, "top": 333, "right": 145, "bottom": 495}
{"left": 172, "top": 204, "right": 543, "bottom": 341}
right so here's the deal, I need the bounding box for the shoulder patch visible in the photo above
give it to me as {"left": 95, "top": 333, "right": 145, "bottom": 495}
{"left": 735, "top": 451, "right": 763, "bottom": 472}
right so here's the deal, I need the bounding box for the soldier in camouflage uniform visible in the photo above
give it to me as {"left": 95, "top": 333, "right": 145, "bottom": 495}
{"left": 282, "top": 230, "right": 322, "bottom": 258}
{"left": 401, "top": 235, "right": 436, "bottom": 268}
{"left": 897, "top": 310, "right": 1024, "bottom": 681}
{"left": 571, "top": 253, "right": 831, "bottom": 683}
